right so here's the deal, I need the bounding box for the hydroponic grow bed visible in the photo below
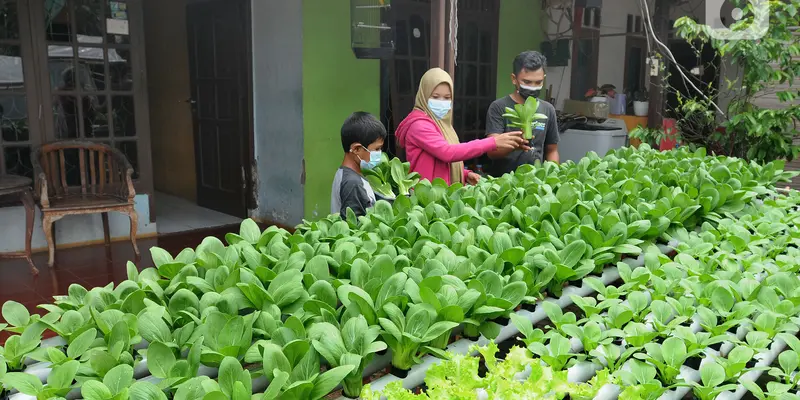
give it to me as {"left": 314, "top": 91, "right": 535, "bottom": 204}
{"left": 0, "top": 145, "right": 797, "bottom": 400}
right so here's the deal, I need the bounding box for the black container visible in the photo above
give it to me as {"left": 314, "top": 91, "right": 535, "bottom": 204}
{"left": 390, "top": 366, "right": 410, "bottom": 378}
{"left": 709, "top": 342, "right": 723, "bottom": 352}
{"left": 727, "top": 325, "right": 738, "bottom": 334}
{"left": 745, "top": 358, "right": 758, "bottom": 369}
{"left": 521, "top": 303, "right": 537, "bottom": 312}
{"left": 464, "top": 334, "right": 481, "bottom": 341}
{"left": 685, "top": 356, "right": 702, "bottom": 370}
{"left": 493, "top": 316, "right": 510, "bottom": 326}
{"left": 376, "top": 349, "right": 387, "bottom": 356}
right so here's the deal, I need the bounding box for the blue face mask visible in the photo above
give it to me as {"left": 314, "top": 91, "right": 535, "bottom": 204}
{"left": 359, "top": 148, "right": 382, "bottom": 170}
{"left": 428, "top": 99, "right": 452, "bottom": 120}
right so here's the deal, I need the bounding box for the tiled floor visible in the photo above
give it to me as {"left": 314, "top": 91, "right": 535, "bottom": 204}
{"left": 0, "top": 224, "right": 254, "bottom": 342}
{"left": 154, "top": 192, "right": 243, "bottom": 234}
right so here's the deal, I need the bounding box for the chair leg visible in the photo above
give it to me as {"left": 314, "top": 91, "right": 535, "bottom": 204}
{"left": 101, "top": 212, "right": 111, "bottom": 246}
{"left": 128, "top": 210, "right": 139, "bottom": 256}
{"left": 43, "top": 214, "right": 56, "bottom": 267}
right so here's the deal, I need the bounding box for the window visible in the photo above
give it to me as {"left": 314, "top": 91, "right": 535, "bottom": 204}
{"left": 0, "top": 0, "right": 149, "bottom": 190}
{"left": 582, "top": 7, "right": 601, "bottom": 29}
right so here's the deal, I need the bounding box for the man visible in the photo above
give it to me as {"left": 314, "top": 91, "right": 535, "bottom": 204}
{"left": 485, "top": 50, "right": 560, "bottom": 177}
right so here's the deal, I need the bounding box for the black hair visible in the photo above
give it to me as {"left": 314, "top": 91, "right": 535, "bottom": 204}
{"left": 513, "top": 51, "right": 547, "bottom": 76}
{"left": 341, "top": 111, "right": 387, "bottom": 153}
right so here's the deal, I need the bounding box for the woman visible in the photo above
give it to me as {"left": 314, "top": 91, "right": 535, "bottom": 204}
{"left": 396, "top": 68, "right": 526, "bottom": 185}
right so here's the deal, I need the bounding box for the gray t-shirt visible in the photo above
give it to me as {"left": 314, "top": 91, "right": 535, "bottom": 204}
{"left": 484, "top": 95, "right": 559, "bottom": 177}
{"left": 331, "top": 166, "right": 376, "bottom": 219}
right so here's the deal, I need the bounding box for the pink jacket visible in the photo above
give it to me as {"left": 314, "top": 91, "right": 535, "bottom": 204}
{"left": 395, "top": 110, "right": 496, "bottom": 185}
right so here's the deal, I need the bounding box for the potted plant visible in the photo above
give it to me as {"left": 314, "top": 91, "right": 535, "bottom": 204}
{"left": 628, "top": 125, "right": 666, "bottom": 149}
{"left": 632, "top": 89, "right": 649, "bottom": 116}
{"left": 585, "top": 84, "right": 616, "bottom": 103}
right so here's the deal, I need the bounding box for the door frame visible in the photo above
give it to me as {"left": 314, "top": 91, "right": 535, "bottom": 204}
{"left": 185, "top": 0, "right": 254, "bottom": 217}
{"left": 623, "top": 36, "right": 648, "bottom": 93}
{"left": 570, "top": 7, "right": 599, "bottom": 100}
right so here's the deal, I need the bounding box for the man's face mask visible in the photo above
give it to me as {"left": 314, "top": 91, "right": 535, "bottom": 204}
{"left": 518, "top": 84, "right": 542, "bottom": 100}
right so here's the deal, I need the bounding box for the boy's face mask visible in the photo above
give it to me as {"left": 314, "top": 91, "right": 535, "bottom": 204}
{"left": 354, "top": 145, "right": 382, "bottom": 170}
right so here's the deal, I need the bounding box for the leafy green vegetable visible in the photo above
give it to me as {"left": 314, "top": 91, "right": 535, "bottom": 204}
{"left": 362, "top": 153, "right": 421, "bottom": 198}
{"left": 502, "top": 95, "right": 549, "bottom": 140}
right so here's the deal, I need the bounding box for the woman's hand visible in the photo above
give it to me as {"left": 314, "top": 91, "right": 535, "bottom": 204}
{"left": 493, "top": 131, "right": 530, "bottom": 151}
{"left": 466, "top": 172, "right": 481, "bottom": 185}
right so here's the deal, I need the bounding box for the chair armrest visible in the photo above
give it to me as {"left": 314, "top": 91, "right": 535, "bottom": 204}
{"left": 31, "top": 149, "right": 49, "bottom": 208}
{"left": 107, "top": 147, "right": 136, "bottom": 201}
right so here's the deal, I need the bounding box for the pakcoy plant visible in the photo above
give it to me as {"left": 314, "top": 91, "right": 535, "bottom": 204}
{"left": 502, "top": 95, "right": 549, "bottom": 140}
{"left": 308, "top": 315, "right": 387, "bottom": 398}
{"left": 0, "top": 145, "right": 797, "bottom": 400}
{"left": 362, "top": 153, "right": 421, "bottom": 199}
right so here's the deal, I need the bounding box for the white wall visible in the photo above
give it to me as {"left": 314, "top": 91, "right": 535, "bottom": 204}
{"left": 0, "top": 194, "right": 155, "bottom": 253}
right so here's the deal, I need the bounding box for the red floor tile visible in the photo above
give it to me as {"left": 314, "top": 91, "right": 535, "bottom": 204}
{"left": 0, "top": 223, "right": 282, "bottom": 328}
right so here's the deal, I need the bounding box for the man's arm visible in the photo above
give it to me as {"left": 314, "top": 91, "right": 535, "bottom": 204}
{"left": 543, "top": 105, "right": 560, "bottom": 163}
{"left": 544, "top": 144, "right": 559, "bottom": 163}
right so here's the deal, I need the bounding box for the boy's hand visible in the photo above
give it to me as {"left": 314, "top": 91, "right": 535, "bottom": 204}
{"left": 466, "top": 172, "right": 481, "bottom": 185}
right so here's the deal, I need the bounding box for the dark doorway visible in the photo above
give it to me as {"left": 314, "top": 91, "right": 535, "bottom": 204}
{"left": 570, "top": 34, "right": 599, "bottom": 100}
{"left": 186, "top": 0, "right": 252, "bottom": 218}
{"left": 664, "top": 39, "right": 720, "bottom": 118}
{"left": 387, "top": 0, "right": 500, "bottom": 165}
{"left": 624, "top": 37, "right": 647, "bottom": 95}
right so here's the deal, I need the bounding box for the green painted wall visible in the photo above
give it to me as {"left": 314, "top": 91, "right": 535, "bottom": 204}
{"left": 302, "top": 0, "right": 381, "bottom": 219}
{"left": 495, "top": 0, "right": 543, "bottom": 98}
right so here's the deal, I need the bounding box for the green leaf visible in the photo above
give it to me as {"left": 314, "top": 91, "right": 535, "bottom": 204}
{"left": 82, "top": 380, "right": 113, "bottom": 400}
{"left": 3, "top": 372, "right": 43, "bottom": 395}
{"left": 104, "top": 364, "right": 134, "bottom": 395}
{"left": 309, "top": 365, "right": 356, "bottom": 399}
{"left": 700, "top": 361, "right": 726, "bottom": 388}
{"left": 67, "top": 327, "right": 97, "bottom": 359}
{"left": 147, "top": 341, "right": 176, "bottom": 379}
{"left": 2, "top": 301, "right": 30, "bottom": 327}
{"left": 130, "top": 381, "right": 168, "bottom": 400}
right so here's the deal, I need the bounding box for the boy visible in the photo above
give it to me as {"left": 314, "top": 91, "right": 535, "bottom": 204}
{"left": 331, "top": 111, "right": 387, "bottom": 219}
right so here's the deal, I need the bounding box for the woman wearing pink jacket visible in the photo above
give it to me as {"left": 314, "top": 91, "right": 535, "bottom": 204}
{"left": 395, "top": 68, "right": 527, "bottom": 185}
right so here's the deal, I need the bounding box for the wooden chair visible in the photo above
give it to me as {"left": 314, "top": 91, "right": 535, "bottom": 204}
{"left": 32, "top": 141, "right": 140, "bottom": 266}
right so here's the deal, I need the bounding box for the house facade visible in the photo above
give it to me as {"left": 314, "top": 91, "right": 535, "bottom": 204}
{"left": 0, "top": 0, "right": 544, "bottom": 253}
{"left": 541, "top": 0, "right": 709, "bottom": 112}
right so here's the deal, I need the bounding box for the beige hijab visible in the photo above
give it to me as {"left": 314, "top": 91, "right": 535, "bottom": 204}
{"left": 414, "top": 68, "right": 464, "bottom": 184}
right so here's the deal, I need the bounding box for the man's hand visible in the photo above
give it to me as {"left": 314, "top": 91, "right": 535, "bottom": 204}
{"left": 466, "top": 172, "right": 481, "bottom": 185}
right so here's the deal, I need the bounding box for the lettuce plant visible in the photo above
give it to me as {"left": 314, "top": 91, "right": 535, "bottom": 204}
{"left": 634, "top": 337, "right": 702, "bottom": 385}
{"left": 616, "top": 360, "right": 667, "bottom": 400}
{"left": 676, "top": 361, "right": 738, "bottom": 400}
{"left": 260, "top": 344, "right": 354, "bottom": 400}
{"left": 3, "top": 359, "right": 79, "bottom": 399}
{"left": 378, "top": 303, "right": 458, "bottom": 370}
{"left": 308, "top": 316, "right": 387, "bottom": 397}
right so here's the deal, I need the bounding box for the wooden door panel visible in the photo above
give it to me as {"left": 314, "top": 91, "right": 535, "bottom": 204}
{"left": 187, "top": 0, "right": 247, "bottom": 217}
{"left": 389, "top": 0, "right": 499, "bottom": 161}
